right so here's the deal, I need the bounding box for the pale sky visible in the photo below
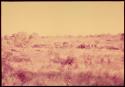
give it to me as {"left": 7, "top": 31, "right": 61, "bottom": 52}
{"left": 1, "top": 1, "right": 124, "bottom": 36}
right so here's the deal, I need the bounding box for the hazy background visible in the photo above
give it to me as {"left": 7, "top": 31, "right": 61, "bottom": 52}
{"left": 1, "top": 2, "right": 124, "bottom": 36}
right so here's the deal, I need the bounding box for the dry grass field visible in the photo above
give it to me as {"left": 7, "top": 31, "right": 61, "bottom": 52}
{"left": 1, "top": 32, "right": 124, "bottom": 86}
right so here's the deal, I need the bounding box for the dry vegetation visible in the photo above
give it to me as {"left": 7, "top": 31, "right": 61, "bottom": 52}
{"left": 2, "top": 32, "right": 124, "bottom": 86}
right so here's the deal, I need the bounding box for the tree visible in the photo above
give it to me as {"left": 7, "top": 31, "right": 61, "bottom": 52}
{"left": 13, "top": 32, "right": 29, "bottom": 47}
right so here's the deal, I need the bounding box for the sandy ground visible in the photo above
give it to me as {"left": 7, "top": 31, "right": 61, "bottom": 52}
{"left": 2, "top": 32, "right": 124, "bottom": 86}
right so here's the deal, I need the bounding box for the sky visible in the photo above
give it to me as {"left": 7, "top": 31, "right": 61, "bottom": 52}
{"left": 1, "top": 1, "right": 124, "bottom": 36}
